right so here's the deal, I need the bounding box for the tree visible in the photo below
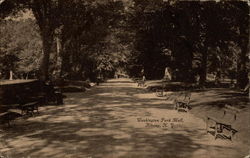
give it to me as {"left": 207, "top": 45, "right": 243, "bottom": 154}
{"left": 128, "top": 0, "right": 249, "bottom": 84}
{"left": 0, "top": 19, "right": 42, "bottom": 79}
{"left": 58, "top": 0, "right": 125, "bottom": 80}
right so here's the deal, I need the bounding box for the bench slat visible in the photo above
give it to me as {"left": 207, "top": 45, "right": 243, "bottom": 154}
{"left": 224, "top": 105, "right": 241, "bottom": 112}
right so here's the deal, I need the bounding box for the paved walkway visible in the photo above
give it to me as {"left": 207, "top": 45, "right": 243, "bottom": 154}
{"left": 0, "top": 78, "right": 249, "bottom": 158}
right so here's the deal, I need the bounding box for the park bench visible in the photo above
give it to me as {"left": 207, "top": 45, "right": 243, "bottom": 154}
{"left": 133, "top": 78, "right": 146, "bottom": 87}
{"left": 137, "top": 79, "right": 145, "bottom": 87}
{"left": 206, "top": 105, "right": 241, "bottom": 141}
{"left": 173, "top": 91, "right": 191, "bottom": 112}
{"left": 154, "top": 80, "right": 172, "bottom": 97}
{"left": 0, "top": 98, "right": 42, "bottom": 126}
{"left": 155, "top": 82, "right": 167, "bottom": 97}
{"left": 155, "top": 88, "right": 164, "bottom": 97}
{"left": 20, "top": 101, "right": 40, "bottom": 116}
{"left": 43, "top": 84, "right": 63, "bottom": 105}
{"left": 0, "top": 111, "right": 22, "bottom": 127}
{"left": 165, "top": 91, "right": 182, "bottom": 101}
{"left": 0, "top": 101, "right": 23, "bottom": 127}
{"left": 15, "top": 86, "right": 47, "bottom": 116}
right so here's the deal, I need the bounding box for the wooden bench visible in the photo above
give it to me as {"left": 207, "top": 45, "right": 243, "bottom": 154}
{"left": 43, "top": 85, "right": 63, "bottom": 105}
{"left": 0, "top": 97, "right": 43, "bottom": 126}
{"left": 16, "top": 93, "right": 45, "bottom": 116}
{"left": 20, "top": 101, "right": 39, "bottom": 116}
{"left": 165, "top": 91, "right": 183, "bottom": 101}
{"left": 154, "top": 81, "right": 169, "bottom": 97}
{"left": 0, "top": 104, "right": 22, "bottom": 127}
{"left": 155, "top": 88, "right": 164, "bottom": 97}
{"left": 0, "top": 80, "right": 51, "bottom": 126}
{"left": 0, "top": 111, "right": 22, "bottom": 127}
{"left": 37, "top": 80, "right": 63, "bottom": 105}
{"left": 174, "top": 91, "right": 191, "bottom": 112}
{"left": 136, "top": 79, "right": 146, "bottom": 87}
{"left": 206, "top": 105, "right": 240, "bottom": 141}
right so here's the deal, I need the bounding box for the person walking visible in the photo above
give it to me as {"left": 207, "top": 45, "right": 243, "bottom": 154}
{"left": 163, "top": 67, "right": 172, "bottom": 82}
{"left": 156, "top": 67, "right": 172, "bottom": 97}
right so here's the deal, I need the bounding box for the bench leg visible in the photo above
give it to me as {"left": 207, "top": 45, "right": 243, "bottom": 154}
{"left": 30, "top": 109, "right": 34, "bottom": 117}
{"left": 175, "top": 102, "right": 179, "bottom": 110}
{"left": 206, "top": 118, "right": 209, "bottom": 133}
{"left": 7, "top": 120, "right": 11, "bottom": 127}
{"left": 36, "top": 106, "right": 39, "bottom": 113}
{"left": 174, "top": 103, "right": 177, "bottom": 110}
{"left": 7, "top": 116, "right": 11, "bottom": 127}
{"left": 5, "top": 114, "right": 12, "bottom": 127}
{"left": 230, "top": 130, "right": 234, "bottom": 141}
{"left": 184, "top": 104, "right": 189, "bottom": 112}
{"left": 230, "top": 132, "right": 232, "bottom": 141}
{"left": 21, "top": 107, "right": 25, "bottom": 115}
{"left": 31, "top": 105, "right": 37, "bottom": 116}
{"left": 215, "top": 123, "right": 219, "bottom": 140}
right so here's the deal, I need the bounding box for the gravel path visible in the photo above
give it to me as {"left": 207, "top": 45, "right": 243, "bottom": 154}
{"left": 0, "top": 78, "right": 249, "bottom": 158}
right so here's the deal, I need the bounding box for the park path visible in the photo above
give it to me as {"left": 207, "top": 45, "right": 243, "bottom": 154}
{"left": 0, "top": 78, "right": 249, "bottom": 158}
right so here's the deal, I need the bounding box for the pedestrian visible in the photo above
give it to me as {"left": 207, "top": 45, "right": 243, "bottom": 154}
{"left": 161, "top": 67, "right": 172, "bottom": 93}
{"left": 142, "top": 75, "right": 146, "bottom": 87}
{"left": 163, "top": 67, "right": 172, "bottom": 81}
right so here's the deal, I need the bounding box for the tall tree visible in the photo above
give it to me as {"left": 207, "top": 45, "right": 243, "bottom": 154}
{"left": 0, "top": 19, "right": 42, "bottom": 79}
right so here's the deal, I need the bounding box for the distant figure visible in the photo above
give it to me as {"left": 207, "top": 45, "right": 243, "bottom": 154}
{"left": 163, "top": 67, "right": 172, "bottom": 81}
{"left": 137, "top": 68, "right": 146, "bottom": 87}
{"left": 142, "top": 75, "right": 146, "bottom": 82}
{"left": 195, "top": 74, "right": 200, "bottom": 84}
{"left": 138, "top": 75, "right": 146, "bottom": 87}
{"left": 141, "top": 68, "right": 145, "bottom": 77}
{"left": 142, "top": 75, "right": 146, "bottom": 86}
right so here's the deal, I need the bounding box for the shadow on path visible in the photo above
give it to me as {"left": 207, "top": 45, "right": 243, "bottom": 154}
{"left": 0, "top": 78, "right": 248, "bottom": 158}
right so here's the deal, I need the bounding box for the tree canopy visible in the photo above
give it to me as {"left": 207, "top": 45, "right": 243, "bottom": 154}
{"left": 0, "top": 0, "right": 249, "bottom": 88}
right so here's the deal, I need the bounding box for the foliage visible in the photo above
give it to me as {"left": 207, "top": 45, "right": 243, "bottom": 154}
{"left": 0, "top": 0, "right": 249, "bottom": 88}
{"left": 0, "top": 19, "right": 42, "bottom": 79}
{"left": 127, "top": 1, "right": 249, "bottom": 85}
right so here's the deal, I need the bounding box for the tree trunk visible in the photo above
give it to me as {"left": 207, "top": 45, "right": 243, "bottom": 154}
{"left": 25, "top": 73, "right": 29, "bottom": 80}
{"left": 236, "top": 48, "right": 248, "bottom": 89}
{"left": 40, "top": 33, "right": 53, "bottom": 81}
{"left": 60, "top": 50, "right": 70, "bottom": 79}
{"left": 236, "top": 4, "right": 249, "bottom": 89}
{"left": 199, "top": 49, "right": 207, "bottom": 85}
{"left": 9, "top": 70, "right": 13, "bottom": 80}
{"left": 236, "top": 29, "right": 248, "bottom": 88}
{"left": 53, "top": 35, "right": 62, "bottom": 80}
{"left": 31, "top": 2, "right": 56, "bottom": 81}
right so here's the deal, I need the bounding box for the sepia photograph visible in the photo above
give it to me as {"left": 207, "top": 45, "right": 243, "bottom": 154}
{"left": 0, "top": 0, "right": 249, "bottom": 158}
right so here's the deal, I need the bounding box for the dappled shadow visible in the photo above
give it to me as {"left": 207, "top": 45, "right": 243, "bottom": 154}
{"left": 190, "top": 88, "right": 249, "bottom": 109}
{"left": 1, "top": 112, "right": 236, "bottom": 158}
{"left": 1, "top": 79, "right": 249, "bottom": 158}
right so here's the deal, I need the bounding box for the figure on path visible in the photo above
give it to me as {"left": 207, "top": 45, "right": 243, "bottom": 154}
{"left": 163, "top": 67, "right": 172, "bottom": 81}
{"left": 161, "top": 67, "right": 172, "bottom": 91}
{"left": 141, "top": 68, "right": 144, "bottom": 77}
{"left": 140, "top": 68, "right": 146, "bottom": 87}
